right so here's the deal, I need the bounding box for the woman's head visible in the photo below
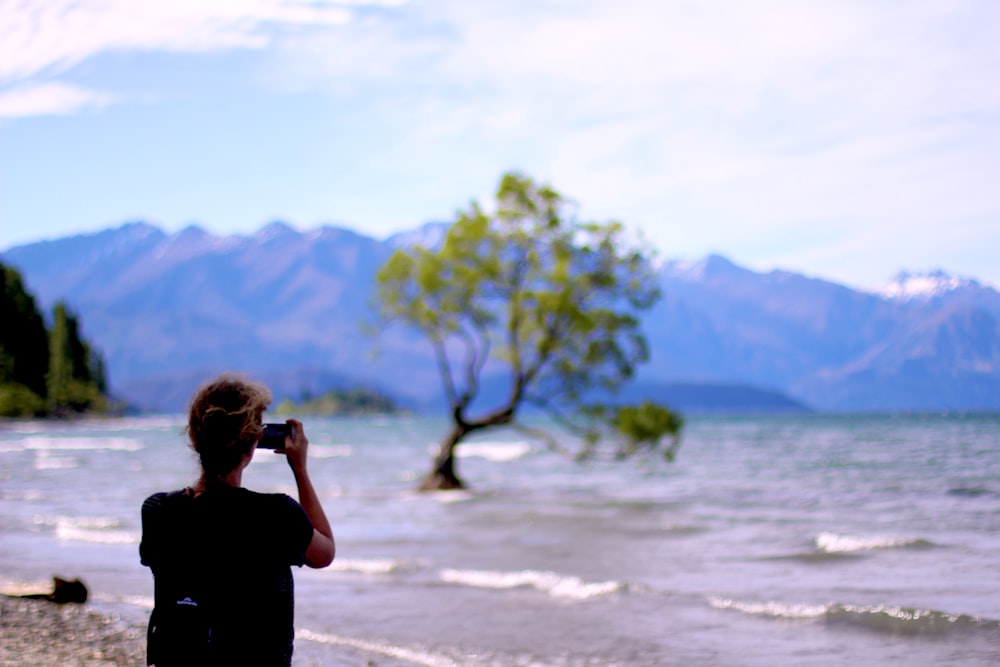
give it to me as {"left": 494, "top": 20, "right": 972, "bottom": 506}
{"left": 187, "top": 373, "right": 272, "bottom": 481}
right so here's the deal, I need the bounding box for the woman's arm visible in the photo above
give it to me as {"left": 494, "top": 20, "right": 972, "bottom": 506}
{"left": 282, "top": 419, "right": 335, "bottom": 568}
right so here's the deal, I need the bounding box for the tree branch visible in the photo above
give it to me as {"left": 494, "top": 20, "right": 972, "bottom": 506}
{"left": 431, "top": 335, "right": 459, "bottom": 415}
{"left": 509, "top": 421, "right": 574, "bottom": 457}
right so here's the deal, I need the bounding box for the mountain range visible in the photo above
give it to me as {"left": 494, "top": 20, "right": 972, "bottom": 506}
{"left": 3, "top": 221, "right": 998, "bottom": 413}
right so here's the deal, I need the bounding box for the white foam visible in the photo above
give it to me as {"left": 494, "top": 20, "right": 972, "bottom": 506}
{"left": 4, "top": 422, "right": 47, "bottom": 434}
{"left": 815, "top": 532, "right": 921, "bottom": 553}
{"left": 33, "top": 451, "right": 77, "bottom": 470}
{"left": 439, "top": 568, "right": 624, "bottom": 600}
{"left": 709, "top": 596, "right": 828, "bottom": 619}
{"left": 50, "top": 516, "right": 138, "bottom": 545}
{"left": 55, "top": 524, "right": 139, "bottom": 545}
{"left": 310, "top": 445, "right": 353, "bottom": 458}
{"left": 327, "top": 558, "right": 405, "bottom": 575}
{"left": 118, "top": 594, "right": 155, "bottom": 610}
{"left": 835, "top": 603, "right": 962, "bottom": 622}
{"left": 34, "top": 515, "right": 122, "bottom": 529}
{"left": 456, "top": 442, "right": 531, "bottom": 462}
{"left": 298, "top": 628, "right": 462, "bottom": 667}
{"left": 22, "top": 436, "right": 144, "bottom": 451}
{"left": 93, "top": 592, "right": 155, "bottom": 610}
{"left": 430, "top": 490, "right": 474, "bottom": 504}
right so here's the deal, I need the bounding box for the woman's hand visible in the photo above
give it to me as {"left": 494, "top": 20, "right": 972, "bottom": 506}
{"left": 280, "top": 418, "right": 309, "bottom": 473}
{"left": 278, "top": 418, "right": 335, "bottom": 567}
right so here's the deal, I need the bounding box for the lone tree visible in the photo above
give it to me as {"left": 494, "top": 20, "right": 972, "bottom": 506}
{"left": 376, "top": 172, "right": 682, "bottom": 490}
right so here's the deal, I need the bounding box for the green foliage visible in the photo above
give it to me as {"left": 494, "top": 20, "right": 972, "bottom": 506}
{"left": 274, "top": 388, "right": 400, "bottom": 416}
{"left": 613, "top": 401, "right": 684, "bottom": 461}
{"left": 0, "top": 383, "right": 47, "bottom": 417}
{"left": 376, "top": 171, "right": 682, "bottom": 482}
{"left": 0, "top": 261, "right": 109, "bottom": 418}
{"left": 47, "top": 302, "right": 72, "bottom": 408}
{"left": 48, "top": 302, "right": 108, "bottom": 415}
{"left": 1, "top": 265, "right": 50, "bottom": 397}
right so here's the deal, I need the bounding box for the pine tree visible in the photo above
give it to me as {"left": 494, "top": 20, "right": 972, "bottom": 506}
{"left": 48, "top": 301, "right": 106, "bottom": 414}
{"left": 0, "top": 263, "right": 49, "bottom": 415}
{"left": 47, "top": 302, "right": 73, "bottom": 411}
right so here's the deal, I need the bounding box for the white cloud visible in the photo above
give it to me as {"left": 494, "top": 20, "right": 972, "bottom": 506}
{"left": 0, "top": 81, "right": 112, "bottom": 117}
{"left": 1, "top": 0, "right": 998, "bottom": 285}
{"left": 262, "top": 0, "right": 1000, "bottom": 286}
{"left": 0, "top": 0, "right": 400, "bottom": 84}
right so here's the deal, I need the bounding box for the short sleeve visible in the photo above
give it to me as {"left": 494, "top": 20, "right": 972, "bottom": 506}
{"left": 275, "top": 493, "right": 315, "bottom": 567}
{"left": 139, "top": 491, "right": 169, "bottom": 567}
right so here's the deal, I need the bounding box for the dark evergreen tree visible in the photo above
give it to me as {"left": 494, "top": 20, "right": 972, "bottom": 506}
{"left": 0, "top": 263, "right": 50, "bottom": 397}
{"left": 48, "top": 301, "right": 107, "bottom": 414}
{"left": 1, "top": 263, "right": 108, "bottom": 417}
{"left": 47, "top": 302, "right": 73, "bottom": 410}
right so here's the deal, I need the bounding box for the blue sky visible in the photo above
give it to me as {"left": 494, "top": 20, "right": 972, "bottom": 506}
{"left": 2, "top": 0, "right": 998, "bottom": 289}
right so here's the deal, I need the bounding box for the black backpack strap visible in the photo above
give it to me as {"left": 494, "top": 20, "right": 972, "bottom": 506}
{"left": 146, "top": 489, "right": 214, "bottom": 667}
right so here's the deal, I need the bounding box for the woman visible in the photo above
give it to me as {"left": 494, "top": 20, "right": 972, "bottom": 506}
{"left": 140, "top": 374, "right": 335, "bottom": 666}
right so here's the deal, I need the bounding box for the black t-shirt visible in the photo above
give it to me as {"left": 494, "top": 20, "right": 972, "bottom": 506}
{"left": 140, "top": 486, "right": 314, "bottom": 667}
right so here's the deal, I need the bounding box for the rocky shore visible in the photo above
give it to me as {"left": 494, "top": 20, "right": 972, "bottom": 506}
{"left": 0, "top": 596, "right": 145, "bottom": 667}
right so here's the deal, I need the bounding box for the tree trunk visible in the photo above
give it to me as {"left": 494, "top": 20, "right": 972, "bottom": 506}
{"left": 418, "top": 425, "right": 467, "bottom": 491}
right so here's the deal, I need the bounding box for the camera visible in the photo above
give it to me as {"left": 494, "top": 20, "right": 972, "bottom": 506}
{"left": 259, "top": 423, "right": 291, "bottom": 449}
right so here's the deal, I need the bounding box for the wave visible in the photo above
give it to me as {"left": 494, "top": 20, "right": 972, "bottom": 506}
{"left": 827, "top": 603, "right": 999, "bottom": 636}
{"left": 765, "top": 551, "right": 865, "bottom": 564}
{"left": 34, "top": 515, "right": 122, "bottom": 530}
{"left": 33, "top": 452, "right": 78, "bottom": 470}
{"left": 0, "top": 421, "right": 48, "bottom": 434}
{"left": 327, "top": 558, "right": 407, "bottom": 575}
{"left": 456, "top": 442, "right": 532, "bottom": 462}
{"left": 439, "top": 568, "right": 625, "bottom": 600}
{"left": 709, "top": 597, "right": 828, "bottom": 619}
{"left": 948, "top": 486, "right": 997, "bottom": 498}
{"left": 815, "top": 532, "right": 934, "bottom": 553}
{"left": 43, "top": 516, "right": 138, "bottom": 545}
{"left": 90, "top": 416, "right": 184, "bottom": 431}
{"left": 298, "top": 629, "right": 463, "bottom": 667}
{"left": 93, "top": 592, "right": 155, "bottom": 610}
{"left": 309, "top": 444, "right": 353, "bottom": 458}
{"left": 428, "top": 490, "right": 475, "bottom": 504}
{"left": 55, "top": 525, "right": 139, "bottom": 545}
{"left": 710, "top": 596, "right": 1000, "bottom": 637}
{"left": 21, "top": 436, "right": 144, "bottom": 452}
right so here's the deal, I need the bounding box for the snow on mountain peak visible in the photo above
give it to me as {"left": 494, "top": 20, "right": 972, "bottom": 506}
{"left": 661, "top": 255, "right": 741, "bottom": 282}
{"left": 387, "top": 222, "right": 450, "bottom": 249}
{"left": 256, "top": 221, "right": 300, "bottom": 241}
{"left": 877, "top": 270, "right": 972, "bottom": 301}
{"left": 661, "top": 258, "right": 707, "bottom": 281}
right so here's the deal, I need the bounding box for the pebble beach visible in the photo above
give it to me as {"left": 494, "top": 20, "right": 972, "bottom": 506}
{"left": 0, "top": 596, "right": 145, "bottom": 667}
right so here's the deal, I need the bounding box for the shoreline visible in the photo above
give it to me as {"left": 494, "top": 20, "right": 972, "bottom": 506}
{"left": 0, "top": 596, "right": 146, "bottom": 667}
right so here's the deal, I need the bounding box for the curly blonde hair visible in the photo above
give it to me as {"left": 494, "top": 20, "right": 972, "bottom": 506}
{"left": 187, "top": 373, "right": 272, "bottom": 482}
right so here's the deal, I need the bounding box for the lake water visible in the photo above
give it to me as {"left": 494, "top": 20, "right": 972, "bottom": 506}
{"left": 1, "top": 412, "right": 999, "bottom": 666}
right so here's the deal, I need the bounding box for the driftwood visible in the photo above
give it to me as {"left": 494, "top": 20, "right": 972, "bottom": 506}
{"left": 12, "top": 576, "right": 88, "bottom": 604}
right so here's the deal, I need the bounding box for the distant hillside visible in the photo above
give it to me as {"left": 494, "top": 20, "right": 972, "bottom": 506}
{"left": 644, "top": 255, "right": 1000, "bottom": 411}
{"left": 3, "top": 221, "right": 998, "bottom": 413}
{"left": 274, "top": 388, "right": 402, "bottom": 416}
{"left": 618, "top": 382, "right": 811, "bottom": 414}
